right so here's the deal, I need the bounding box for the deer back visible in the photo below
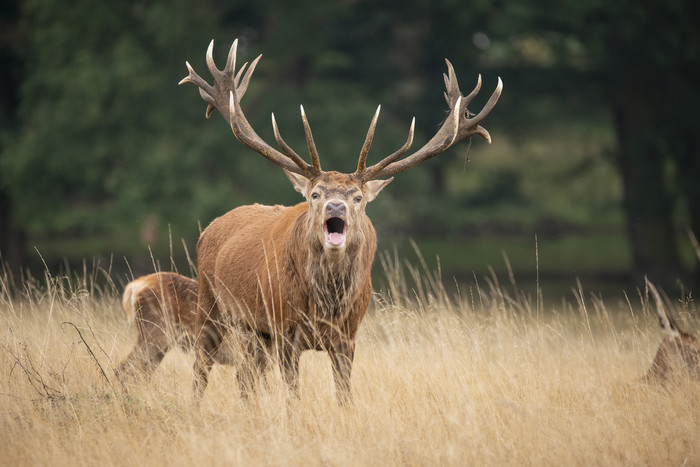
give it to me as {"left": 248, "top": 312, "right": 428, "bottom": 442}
{"left": 122, "top": 272, "right": 198, "bottom": 349}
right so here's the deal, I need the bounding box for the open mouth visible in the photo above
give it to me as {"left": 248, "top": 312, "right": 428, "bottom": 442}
{"left": 324, "top": 217, "right": 348, "bottom": 247}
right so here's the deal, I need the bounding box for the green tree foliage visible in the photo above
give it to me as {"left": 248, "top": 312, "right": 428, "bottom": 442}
{"left": 2, "top": 0, "right": 231, "bottom": 250}
{"left": 1, "top": 0, "right": 697, "bottom": 286}
{"left": 486, "top": 0, "right": 700, "bottom": 283}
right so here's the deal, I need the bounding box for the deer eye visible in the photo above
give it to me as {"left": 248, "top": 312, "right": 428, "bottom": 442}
{"left": 354, "top": 195, "right": 362, "bottom": 204}
{"left": 311, "top": 192, "right": 320, "bottom": 200}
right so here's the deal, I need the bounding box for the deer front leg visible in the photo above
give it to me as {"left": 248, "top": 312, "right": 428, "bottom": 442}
{"left": 277, "top": 329, "right": 301, "bottom": 398}
{"left": 329, "top": 340, "right": 355, "bottom": 405}
{"left": 236, "top": 332, "right": 270, "bottom": 399}
{"left": 193, "top": 348, "right": 213, "bottom": 401}
{"left": 192, "top": 321, "right": 224, "bottom": 402}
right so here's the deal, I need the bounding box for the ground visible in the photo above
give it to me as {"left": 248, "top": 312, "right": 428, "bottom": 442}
{"left": 1, "top": 259, "right": 698, "bottom": 466}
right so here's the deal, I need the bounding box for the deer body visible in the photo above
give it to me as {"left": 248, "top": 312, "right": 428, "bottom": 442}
{"left": 198, "top": 197, "right": 373, "bottom": 343}
{"left": 645, "top": 328, "right": 700, "bottom": 382}
{"left": 195, "top": 173, "right": 385, "bottom": 401}
{"left": 117, "top": 272, "right": 199, "bottom": 379}
{"left": 180, "top": 39, "right": 502, "bottom": 402}
{"left": 117, "top": 272, "right": 241, "bottom": 380}
{"left": 643, "top": 281, "right": 700, "bottom": 382}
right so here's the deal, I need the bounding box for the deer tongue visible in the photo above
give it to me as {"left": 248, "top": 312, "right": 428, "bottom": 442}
{"left": 327, "top": 232, "right": 345, "bottom": 246}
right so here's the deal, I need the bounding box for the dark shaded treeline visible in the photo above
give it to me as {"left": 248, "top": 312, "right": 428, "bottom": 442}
{"left": 0, "top": 0, "right": 698, "bottom": 289}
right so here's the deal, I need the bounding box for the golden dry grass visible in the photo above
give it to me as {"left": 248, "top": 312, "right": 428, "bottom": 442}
{"left": 1, "top": 258, "right": 698, "bottom": 466}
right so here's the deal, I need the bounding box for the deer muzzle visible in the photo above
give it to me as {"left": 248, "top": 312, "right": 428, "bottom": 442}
{"left": 324, "top": 201, "right": 348, "bottom": 248}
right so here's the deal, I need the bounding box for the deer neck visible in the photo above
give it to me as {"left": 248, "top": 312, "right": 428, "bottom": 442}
{"left": 306, "top": 250, "right": 363, "bottom": 320}
{"left": 290, "top": 210, "right": 367, "bottom": 319}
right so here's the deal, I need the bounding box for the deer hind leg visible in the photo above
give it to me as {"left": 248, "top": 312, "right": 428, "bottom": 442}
{"left": 116, "top": 338, "right": 168, "bottom": 382}
{"left": 329, "top": 340, "right": 355, "bottom": 405}
{"left": 116, "top": 315, "right": 171, "bottom": 382}
{"left": 192, "top": 281, "right": 227, "bottom": 401}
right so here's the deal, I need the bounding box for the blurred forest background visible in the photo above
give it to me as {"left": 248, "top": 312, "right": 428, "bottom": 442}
{"left": 1, "top": 0, "right": 699, "bottom": 296}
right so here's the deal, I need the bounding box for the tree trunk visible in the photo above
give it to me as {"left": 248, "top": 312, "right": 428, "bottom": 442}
{"left": 0, "top": 0, "right": 24, "bottom": 284}
{"left": 671, "top": 132, "right": 700, "bottom": 285}
{"left": 0, "top": 190, "right": 26, "bottom": 283}
{"left": 612, "top": 76, "right": 685, "bottom": 287}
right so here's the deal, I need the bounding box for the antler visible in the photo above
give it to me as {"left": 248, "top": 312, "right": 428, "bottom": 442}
{"left": 355, "top": 60, "right": 502, "bottom": 182}
{"left": 179, "top": 40, "right": 322, "bottom": 179}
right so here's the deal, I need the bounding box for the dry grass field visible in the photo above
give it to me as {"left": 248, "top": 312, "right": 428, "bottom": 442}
{"left": 1, "top": 254, "right": 699, "bottom": 466}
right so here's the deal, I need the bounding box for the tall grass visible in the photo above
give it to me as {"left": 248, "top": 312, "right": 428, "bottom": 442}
{"left": 1, "top": 253, "right": 698, "bottom": 466}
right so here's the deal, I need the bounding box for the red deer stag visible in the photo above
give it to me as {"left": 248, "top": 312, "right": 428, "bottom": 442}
{"left": 180, "top": 39, "right": 502, "bottom": 402}
{"left": 643, "top": 280, "right": 700, "bottom": 382}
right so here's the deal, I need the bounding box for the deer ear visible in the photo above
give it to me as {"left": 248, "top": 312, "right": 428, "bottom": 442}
{"left": 364, "top": 177, "right": 393, "bottom": 203}
{"left": 284, "top": 169, "right": 310, "bottom": 196}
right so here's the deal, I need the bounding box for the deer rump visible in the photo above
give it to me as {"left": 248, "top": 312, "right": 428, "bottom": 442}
{"left": 117, "top": 272, "right": 203, "bottom": 379}
{"left": 117, "top": 271, "right": 243, "bottom": 381}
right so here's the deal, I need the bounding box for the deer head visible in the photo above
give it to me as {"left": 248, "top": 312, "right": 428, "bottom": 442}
{"left": 179, "top": 40, "right": 502, "bottom": 255}
{"left": 283, "top": 170, "right": 391, "bottom": 255}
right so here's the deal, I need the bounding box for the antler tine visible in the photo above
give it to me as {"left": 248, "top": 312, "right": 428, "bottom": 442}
{"left": 646, "top": 278, "right": 681, "bottom": 337}
{"left": 462, "top": 74, "right": 483, "bottom": 107}
{"left": 362, "top": 60, "right": 502, "bottom": 181}
{"left": 225, "top": 39, "right": 237, "bottom": 76}
{"left": 227, "top": 91, "right": 309, "bottom": 176}
{"left": 300, "top": 105, "right": 322, "bottom": 175}
{"left": 444, "top": 60, "right": 482, "bottom": 109}
{"left": 181, "top": 39, "right": 316, "bottom": 178}
{"left": 443, "top": 59, "right": 460, "bottom": 106}
{"left": 235, "top": 62, "right": 248, "bottom": 83}
{"left": 180, "top": 62, "right": 208, "bottom": 90}
{"left": 465, "top": 77, "right": 502, "bottom": 133}
{"left": 206, "top": 39, "right": 223, "bottom": 76}
{"left": 271, "top": 113, "right": 313, "bottom": 173}
{"left": 178, "top": 62, "right": 218, "bottom": 119}
{"left": 235, "top": 54, "right": 261, "bottom": 99}
{"left": 361, "top": 99, "right": 460, "bottom": 180}
{"left": 360, "top": 117, "right": 415, "bottom": 181}
{"left": 356, "top": 105, "right": 381, "bottom": 175}
{"left": 455, "top": 76, "right": 502, "bottom": 143}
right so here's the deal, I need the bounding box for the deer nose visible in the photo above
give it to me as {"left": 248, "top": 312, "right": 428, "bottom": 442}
{"left": 326, "top": 202, "right": 346, "bottom": 217}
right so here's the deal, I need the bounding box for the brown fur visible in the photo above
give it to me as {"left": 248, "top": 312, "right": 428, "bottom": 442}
{"left": 194, "top": 171, "right": 391, "bottom": 402}
{"left": 116, "top": 272, "right": 235, "bottom": 380}
{"left": 643, "top": 282, "right": 700, "bottom": 382}
{"left": 180, "top": 40, "right": 501, "bottom": 403}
